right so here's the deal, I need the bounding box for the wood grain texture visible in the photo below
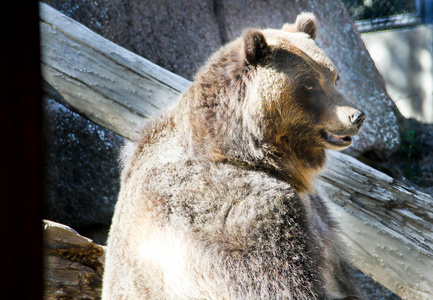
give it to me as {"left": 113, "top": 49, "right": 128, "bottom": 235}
{"left": 43, "top": 220, "right": 106, "bottom": 300}
{"left": 319, "top": 151, "right": 433, "bottom": 299}
{"left": 40, "top": 2, "right": 190, "bottom": 140}
{"left": 40, "top": 3, "right": 433, "bottom": 299}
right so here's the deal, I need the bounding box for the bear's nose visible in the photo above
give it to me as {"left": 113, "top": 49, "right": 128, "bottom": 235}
{"left": 350, "top": 110, "right": 366, "bottom": 128}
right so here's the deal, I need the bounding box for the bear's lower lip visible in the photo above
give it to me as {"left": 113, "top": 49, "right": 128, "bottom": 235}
{"left": 323, "top": 130, "right": 352, "bottom": 147}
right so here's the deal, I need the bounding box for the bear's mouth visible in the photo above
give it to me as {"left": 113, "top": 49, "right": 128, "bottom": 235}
{"left": 323, "top": 130, "right": 352, "bottom": 148}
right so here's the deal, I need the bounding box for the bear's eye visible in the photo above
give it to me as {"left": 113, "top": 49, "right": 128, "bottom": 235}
{"left": 302, "top": 78, "right": 318, "bottom": 93}
{"left": 304, "top": 85, "right": 314, "bottom": 93}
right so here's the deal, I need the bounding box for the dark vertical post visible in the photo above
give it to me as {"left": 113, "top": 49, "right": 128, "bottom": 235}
{"left": 426, "top": 0, "right": 433, "bottom": 23}
{"left": 417, "top": 0, "right": 433, "bottom": 23}
{"left": 0, "top": 1, "right": 43, "bottom": 299}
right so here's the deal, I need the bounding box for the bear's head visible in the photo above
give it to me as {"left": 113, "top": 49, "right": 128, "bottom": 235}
{"left": 186, "top": 13, "right": 365, "bottom": 192}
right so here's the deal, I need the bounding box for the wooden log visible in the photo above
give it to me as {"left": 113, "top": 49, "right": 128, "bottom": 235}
{"left": 40, "top": 3, "right": 433, "bottom": 299}
{"left": 39, "top": 3, "right": 190, "bottom": 140}
{"left": 320, "top": 151, "right": 433, "bottom": 299}
{"left": 43, "top": 220, "right": 106, "bottom": 300}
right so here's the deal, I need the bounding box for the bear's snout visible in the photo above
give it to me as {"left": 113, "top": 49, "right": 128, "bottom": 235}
{"left": 335, "top": 106, "right": 366, "bottom": 133}
{"left": 350, "top": 110, "right": 366, "bottom": 129}
{"left": 323, "top": 105, "right": 366, "bottom": 150}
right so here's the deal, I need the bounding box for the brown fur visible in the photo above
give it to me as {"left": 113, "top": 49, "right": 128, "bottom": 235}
{"left": 103, "top": 13, "right": 365, "bottom": 300}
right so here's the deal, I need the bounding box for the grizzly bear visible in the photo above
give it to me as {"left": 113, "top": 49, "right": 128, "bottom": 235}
{"left": 102, "top": 13, "right": 366, "bottom": 300}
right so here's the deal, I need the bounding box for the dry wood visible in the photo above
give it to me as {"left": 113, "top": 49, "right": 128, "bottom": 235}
{"left": 40, "top": 3, "right": 433, "bottom": 299}
{"left": 40, "top": 3, "right": 190, "bottom": 140}
{"left": 43, "top": 220, "right": 106, "bottom": 300}
{"left": 320, "top": 151, "right": 433, "bottom": 299}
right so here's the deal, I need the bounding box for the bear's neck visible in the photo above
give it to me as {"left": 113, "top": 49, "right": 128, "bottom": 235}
{"left": 179, "top": 90, "right": 327, "bottom": 194}
{"left": 213, "top": 138, "right": 327, "bottom": 194}
{"left": 217, "top": 149, "right": 325, "bottom": 194}
{"left": 273, "top": 147, "right": 326, "bottom": 193}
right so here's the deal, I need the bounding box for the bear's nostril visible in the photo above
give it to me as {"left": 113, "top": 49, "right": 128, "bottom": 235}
{"left": 350, "top": 111, "right": 366, "bottom": 127}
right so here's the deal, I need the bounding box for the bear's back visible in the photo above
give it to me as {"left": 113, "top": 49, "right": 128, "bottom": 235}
{"left": 106, "top": 121, "right": 331, "bottom": 298}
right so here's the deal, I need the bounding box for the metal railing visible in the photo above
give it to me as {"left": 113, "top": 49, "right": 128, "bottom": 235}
{"left": 342, "top": 0, "right": 432, "bottom": 32}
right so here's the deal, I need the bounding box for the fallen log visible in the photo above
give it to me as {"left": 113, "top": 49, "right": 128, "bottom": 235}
{"left": 320, "top": 151, "right": 433, "bottom": 299}
{"left": 43, "top": 220, "right": 105, "bottom": 299}
{"left": 40, "top": 2, "right": 190, "bottom": 140}
{"left": 40, "top": 3, "right": 433, "bottom": 299}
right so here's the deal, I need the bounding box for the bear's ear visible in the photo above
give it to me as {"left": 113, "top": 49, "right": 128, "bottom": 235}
{"left": 242, "top": 29, "right": 268, "bottom": 65}
{"left": 282, "top": 12, "right": 317, "bottom": 40}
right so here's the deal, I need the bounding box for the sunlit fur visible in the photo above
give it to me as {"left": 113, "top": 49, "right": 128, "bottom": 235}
{"left": 103, "top": 13, "right": 364, "bottom": 300}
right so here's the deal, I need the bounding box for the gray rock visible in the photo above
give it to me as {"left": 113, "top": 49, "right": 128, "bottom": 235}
{"left": 43, "top": 98, "right": 123, "bottom": 244}
{"left": 43, "top": 0, "right": 223, "bottom": 81}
